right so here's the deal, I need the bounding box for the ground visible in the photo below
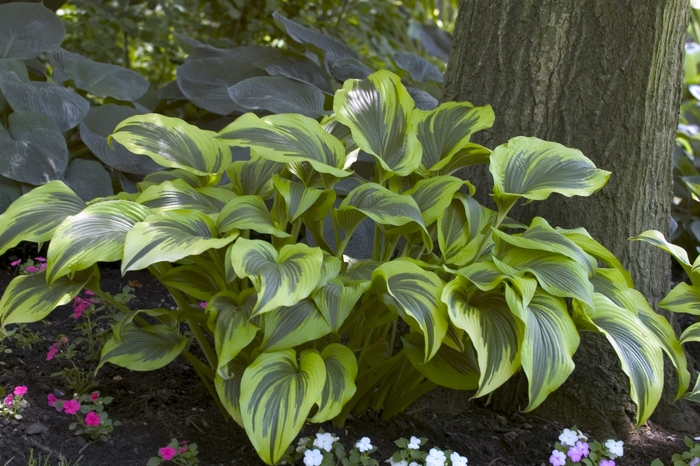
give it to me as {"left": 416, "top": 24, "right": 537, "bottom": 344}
{"left": 0, "top": 253, "right": 696, "bottom": 466}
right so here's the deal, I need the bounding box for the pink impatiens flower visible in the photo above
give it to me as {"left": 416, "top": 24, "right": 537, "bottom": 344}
{"left": 178, "top": 446, "right": 187, "bottom": 453}
{"left": 72, "top": 296, "right": 90, "bottom": 319}
{"left": 35, "top": 257, "right": 46, "bottom": 263}
{"left": 10, "top": 259, "right": 21, "bottom": 266}
{"left": 159, "top": 446, "right": 177, "bottom": 461}
{"left": 85, "top": 411, "right": 100, "bottom": 427}
{"left": 600, "top": 460, "right": 615, "bottom": 466}
{"left": 47, "top": 393, "right": 58, "bottom": 407}
{"left": 13, "top": 386, "right": 27, "bottom": 396}
{"left": 64, "top": 399, "right": 81, "bottom": 415}
{"left": 3, "top": 394, "right": 13, "bottom": 406}
{"left": 567, "top": 441, "right": 589, "bottom": 462}
{"left": 25, "top": 266, "right": 38, "bottom": 273}
{"left": 91, "top": 392, "right": 99, "bottom": 401}
{"left": 46, "top": 346, "right": 59, "bottom": 361}
{"left": 199, "top": 301, "right": 208, "bottom": 309}
{"left": 549, "top": 450, "right": 566, "bottom": 466}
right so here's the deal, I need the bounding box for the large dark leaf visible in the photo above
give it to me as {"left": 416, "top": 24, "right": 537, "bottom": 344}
{"left": 407, "top": 87, "right": 438, "bottom": 111}
{"left": 0, "top": 71, "right": 89, "bottom": 131}
{"left": 273, "top": 12, "right": 359, "bottom": 67}
{"left": 49, "top": 49, "right": 149, "bottom": 101}
{"left": 228, "top": 76, "right": 326, "bottom": 118}
{"left": 62, "top": 159, "right": 114, "bottom": 202}
{"left": 157, "top": 81, "right": 186, "bottom": 101}
{"left": 0, "top": 175, "right": 22, "bottom": 213}
{"left": 257, "top": 54, "right": 333, "bottom": 94}
{"left": 330, "top": 57, "right": 373, "bottom": 82}
{"left": 80, "top": 104, "right": 160, "bottom": 175}
{"left": 0, "top": 3, "right": 65, "bottom": 59}
{"left": 177, "top": 57, "right": 266, "bottom": 115}
{"left": 186, "top": 45, "right": 282, "bottom": 63}
{"left": 0, "top": 111, "right": 68, "bottom": 184}
{"left": 393, "top": 53, "right": 443, "bottom": 83}
{"left": 417, "top": 24, "right": 452, "bottom": 61}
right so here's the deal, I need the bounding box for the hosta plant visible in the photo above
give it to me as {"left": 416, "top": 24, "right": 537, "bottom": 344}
{"left": 0, "top": 70, "right": 687, "bottom": 465}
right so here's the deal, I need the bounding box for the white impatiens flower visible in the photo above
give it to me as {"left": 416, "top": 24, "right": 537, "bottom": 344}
{"left": 559, "top": 428, "right": 579, "bottom": 447}
{"left": 313, "top": 432, "right": 338, "bottom": 452}
{"left": 386, "top": 460, "right": 408, "bottom": 466}
{"left": 407, "top": 436, "right": 421, "bottom": 449}
{"left": 297, "top": 436, "right": 311, "bottom": 453}
{"left": 605, "top": 439, "right": 624, "bottom": 458}
{"left": 356, "top": 437, "right": 373, "bottom": 452}
{"left": 303, "top": 449, "right": 323, "bottom": 466}
{"left": 425, "top": 448, "right": 446, "bottom": 466}
{"left": 450, "top": 451, "right": 468, "bottom": 466}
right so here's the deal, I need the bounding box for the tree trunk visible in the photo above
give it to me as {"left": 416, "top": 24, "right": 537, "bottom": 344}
{"left": 443, "top": 0, "right": 698, "bottom": 437}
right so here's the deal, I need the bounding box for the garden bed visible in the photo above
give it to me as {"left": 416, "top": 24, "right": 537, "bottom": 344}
{"left": 0, "top": 260, "right": 695, "bottom": 466}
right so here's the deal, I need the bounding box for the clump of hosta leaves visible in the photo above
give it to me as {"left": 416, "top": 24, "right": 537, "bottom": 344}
{"left": 0, "top": 70, "right": 687, "bottom": 465}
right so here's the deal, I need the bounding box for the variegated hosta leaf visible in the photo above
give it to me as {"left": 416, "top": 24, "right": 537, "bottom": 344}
{"left": 402, "top": 176, "right": 467, "bottom": 226}
{"left": 313, "top": 279, "right": 370, "bottom": 333}
{"left": 681, "top": 322, "right": 700, "bottom": 345}
{"left": 140, "top": 168, "right": 218, "bottom": 189}
{"left": 659, "top": 282, "right": 700, "bottom": 315}
{"left": 455, "top": 261, "right": 506, "bottom": 292}
{"left": 340, "top": 261, "right": 380, "bottom": 284}
{"left": 227, "top": 155, "right": 283, "bottom": 198}
{"left": 215, "top": 359, "right": 247, "bottom": 426}
{"left": 111, "top": 113, "right": 232, "bottom": 176}
{"left": 493, "top": 217, "right": 596, "bottom": 276}
{"left": 631, "top": 230, "right": 694, "bottom": 282}
{"left": 505, "top": 286, "right": 579, "bottom": 411}
{"left": 122, "top": 210, "right": 236, "bottom": 273}
{"left": 135, "top": 180, "right": 233, "bottom": 218}
{"left": 218, "top": 113, "right": 350, "bottom": 178}
{"left": 217, "top": 195, "right": 290, "bottom": 238}
{"left": 229, "top": 238, "right": 323, "bottom": 316}
{"left": 316, "top": 253, "right": 342, "bottom": 289}
{"left": 261, "top": 299, "right": 331, "bottom": 351}
{"left": 442, "top": 276, "right": 523, "bottom": 397}
{"left": 438, "top": 193, "right": 492, "bottom": 266}
{"left": 430, "top": 143, "right": 491, "bottom": 177}
{"left": 333, "top": 70, "right": 421, "bottom": 177}
{"left": 208, "top": 290, "right": 259, "bottom": 375}
{"left": 372, "top": 261, "right": 448, "bottom": 362}
{"left": 559, "top": 227, "right": 633, "bottom": 287}
{"left": 579, "top": 293, "right": 664, "bottom": 426}
{"left": 589, "top": 268, "right": 639, "bottom": 314}
{"left": 273, "top": 176, "right": 336, "bottom": 222}
{"left": 403, "top": 332, "right": 480, "bottom": 390}
{"left": 240, "top": 349, "right": 326, "bottom": 465}
{"left": 98, "top": 323, "right": 187, "bottom": 371}
{"left": 337, "top": 182, "right": 427, "bottom": 237}
{"left": 489, "top": 136, "right": 610, "bottom": 209}
{"left": 46, "top": 200, "right": 151, "bottom": 283}
{"left": 414, "top": 101, "right": 495, "bottom": 171}
{"left": 160, "top": 264, "right": 226, "bottom": 301}
{"left": 0, "top": 181, "right": 85, "bottom": 255}
{"left": 308, "top": 344, "right": 358, "bottom": 422}
{"left": 0, "top": 267, "right": 95, "bottom": 328}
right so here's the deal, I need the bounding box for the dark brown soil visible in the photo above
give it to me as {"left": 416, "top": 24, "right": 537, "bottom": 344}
{"left": 0, "top": 253, "right": 697, "bottom": 466}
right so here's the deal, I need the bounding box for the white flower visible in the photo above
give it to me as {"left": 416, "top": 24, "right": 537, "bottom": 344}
{"left": 559, "top": 428, "right": 579, "bottom": 447}
{"left": 303, "top": 449, "right": 323, "bottom": 466}
{"left": 313, "top": 432, "right": 338, "bottom": 452}
{"left": 386, "top": 460, "right": 407, "bottom": 466}
{"left": 296, "top": 436, "right": 311, "bottom": 452}
{"left": 409, "top": 463, "right": 419, "bottom": 466}
{"left": 356, "top": 437, "right": 373, "bottom": 453}
{"left": 407, "top": 436, "right": 421, "bottom": 449}
{"left": 450, "top": 451, "right": 468, "bottom": 466}
{"left": 605, "top": 439, "right": 624, "bottom": 458}
{"left": 426, "top": 448, "right": 446, "bottom": 466}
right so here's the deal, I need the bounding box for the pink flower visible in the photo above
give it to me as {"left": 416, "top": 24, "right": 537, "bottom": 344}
{"left": 549, "top": 450, "right": 566, "bottom": 466}
{"left": 199, "top": 301, "right": 208, "bottom": 308}
{"left": 84, "top": 290, "right": 94, "bottom": 295}
{"left": 600, "top": 461, "right": 615, "bottom": 466}
{"left": 90, "top": 392, "right": 99, "bottom": 401}
{"left": 46, "top": 346, "right": 58, "bottom": 361}
{"left": 85, "top": 412, "right": 100, "bottom": 427}
{"left": 10, "top": 259, "right": 21, "bottom": 266}
{"left": 35, "top": 257, "right": 46, "bottom": 262}
{"left": 47, "top": 393, "right": 58, "bottom": 407}
{"left": 25, "top": 266, "right": 38, "bottom": 273}
{"left": 567, "top": 441, "right": 589, "bottom": 462}
{"left": 3, "top": 394, "right": 13, "bottom": 406}
{"left": 60, "top": 336, "right": 68, "bottom": 343}
{"left": 64, "top": 399, "right": 81, "bottom": 415}
{"left": 72, "top": 296, "right": 90, "bottom": 319}
{"left": 38, "top": 262, "right": 47, "bottom": 271}
{"left": 178, "top": 447, "right": 187, "bottom": 453}
{"left": 13, "top": 386, "right": 27, "bottom": 396}
{"left": 159, "top": 446, "right": 177, "bottom": 461}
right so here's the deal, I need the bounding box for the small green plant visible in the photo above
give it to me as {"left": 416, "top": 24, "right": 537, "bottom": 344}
{"left": 23, "top": 448, "right": 82, "bottom": 466}
{"left": 46, "top": 335, "right": 98, "bottom": 395}
{"left": 147, "top": 439, "right": 199, "bottom": 466}
{"left": 0, "top": 385, "right": 28, "bottom": 420}
{"left": 651, "top": 436, "right": 700, "bottom": 466}
{"left": 49, "top": 391, "right": 120, "bottom": 442}
{"left": 548, "top": 427, "right": 623, "bottom": 466}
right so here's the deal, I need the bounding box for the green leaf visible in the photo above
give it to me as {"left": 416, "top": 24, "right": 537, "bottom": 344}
{"left": 122, "top": 210, "right": 235, "bottom": 273}
{"left": 681, "top": 322, "right": 700, "bottom": 345}
{"left": 313, "top": 279, "right": 370, "bottom": 333}
{"left": 63, "top": 159, "right": 114, "bottom": 202}
{"left": 333, "top": 70, "right": 421, "bottom": 177}
{"left": 215, "top": 359, "right": 247, "bottom": 426}
{"left": 393, "top": 53, "right": 443, "bottom": 83}
{"left": 659, "top": 283, "right": 700, "bottom": 315}
{"left": 160, "top": 264, "right": 225, "bottom": 301}
{"left": 261, "top": 299, "right": 331, "bottom": 351}
{"left": 46, "top": 200, "right": 151, "bottom": 283}
{"left": 227, "top": 156, "right": 283, "bottom": 198}
{"left": 430, "top": 143, "right": 491, "bottom": 176}
{"left": 229, "top": 238, "right": 323, "bottom": 316}
{"left": 217, "top": 195, "right": 289, "bottom": 238}
{"left": 438, "top": 193, "right": 492, "bottom": 266}
{"left": 228, "top": 76, "right": 326, "bottom": 118}
{"left": 240, "top": 349, "right": 326, "bottom": 465}
{"left": 308, "top": 344, "right": 358, "bottom": 422}
{"left": 443, "top": 277, "right": 523, "bottom": 397}
{"left": 0, "top": 181, "right": 85, "bottom": 255}
{"left": 273, "top": 176, "right": 336, "bottom": 223}
{"left": 258, "top": 54, "right": 333, "bottom": 94}
{"left": 0, "top": 267, "right": 95, "bottom": 327}
{"left": 135, "top": 180, "right": 232, "bottom": 218}
{"left": 403, "top": 332, "right": 480, "bottom": 390}
{"left": 630, "top": 230, "right": 694, "bottom": 281}
{"left": 414, "top": 101, "right": 494, "bottom": 171}
{"left": 111, "top": 114, "right": 232, "bottom": 176}
{"left": 98, "top": 323, "right": 186, "bottom": 372}
{"left": 561, "top": 227, "right": 634, "bottom": 287}
{"left": 403, "top": 176, "right": 466, "bottom": 225}
{"left": 0, "top": 3, "right": 65, "bottom": 59}
{"left": 209, "top": 290, "right": 258, "bottom": 374}
{"left": 218, "top": 113, "right": 349, "bottom": 178}
{"left": 455, "top": 260, "right": 506, "bottom": 291}
{"left": 372, "top": 261, "right": 448, "bottom": 362}
{"left": 505, "top": 287, "right": 579, "bottom": 411}
{"left": 489, "top": 136, "right": 610, "bottom": 207}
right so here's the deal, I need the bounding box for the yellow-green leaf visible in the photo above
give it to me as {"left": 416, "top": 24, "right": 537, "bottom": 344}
{"left": 308, "top": 344, "right": 358, "bottom": 422}
{"left": 98, "top": 323, "right": 186, "bottom": 371}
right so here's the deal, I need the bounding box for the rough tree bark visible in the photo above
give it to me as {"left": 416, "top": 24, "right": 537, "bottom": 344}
{"left": 442, "top": 0, "right": 698, "bottom": 437}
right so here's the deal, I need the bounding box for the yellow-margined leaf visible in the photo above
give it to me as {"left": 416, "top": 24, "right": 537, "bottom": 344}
{"left": 46, "top": 200, "right": 151, "bottom": 283}
{"left": 98, "top": 323, "right": 186, "bottom": 371}
{"left": 313, "top": 279, "right": 369, "bottom": 333}
{"left": 215, "top": 359, "right": 247, "bottom": 427}
{"left": 660, "top": 283, "right": 700, "bottom": 315}
{"left": 334, "top": 70, "right": 421, "bottom": 177}
{"left": 561, "top": 227, "right": 633, "bottom": 287}
{"left": 217, "top": 195, "right": 290, "bottom": 238}
{"left": 631, "top": 230, "right": 695, "bottom": 284}
{"left": 261, "top": 298, "right": 331, "bottom": 351}
{"left": 438, "top": 193, "right": 492, "bottom": 266}
{"left": 226, "top": 155, "right": 283, "bottom": 198}
{"left": 139, "top": 168, "right": 218, "bottom": 190}
{"left": 309, "top": 344, "right": 358, "bottom": 422}
{"left": 273, "top": 175, "right": 336, "bottom": 222}
{"left": 110, "top": 113, "right": 231, "bottom": 175}
{"left": 402, "top": 175, "right": 467, "bottom": 226}
{"left": 208, "top": 290, "right": 259, "bottom": 375}
{"left": 160, "top": 264, "right": 226, "bottom": 301}
{"left": 135, "top": 180, "right": 234, "bottom": 218}
{"left": 240, "top": 349, "right": 326, "bottom": 465}
{"left": 403, "top": 332, "right": 479, "bottom": 390}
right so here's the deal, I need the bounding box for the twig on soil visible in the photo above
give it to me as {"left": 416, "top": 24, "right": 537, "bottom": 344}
{"left": 487, "top": 458, "right": 503, "bottom": 466}
{"left": 27, "top": 439, "right": 50, "bottom": 454}
{"left": 78, "top": 441, "right": 92, "bottom": 455}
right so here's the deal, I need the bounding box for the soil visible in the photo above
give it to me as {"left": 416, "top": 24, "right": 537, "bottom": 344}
{"left": 0, "top": 252, "right": 697, "bottom": 466}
